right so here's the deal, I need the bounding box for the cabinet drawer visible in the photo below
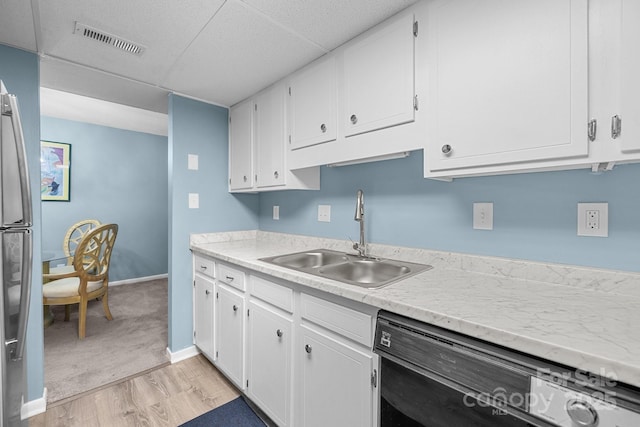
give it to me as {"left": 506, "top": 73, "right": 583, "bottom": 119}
{"left": 218, "top": 263, "right": 246, "bottom": 291}
{"left": 194, "top": 254, "right": 215, "bottom": 278}
{"left": 300, "top": 294, "right": 372, "bottom": 347}
{"left": 250, "top": 276, "right": 293, "bottom": 313}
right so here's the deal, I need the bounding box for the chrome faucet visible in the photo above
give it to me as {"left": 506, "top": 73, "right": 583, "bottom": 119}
{"left": 353, "top": 189, "right": 367, "bottom": 257}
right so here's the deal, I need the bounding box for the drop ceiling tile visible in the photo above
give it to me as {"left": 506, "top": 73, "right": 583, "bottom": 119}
{"left": 40, "top": 58, "right": 169, "bottom": 113}
{"left": 239, "top": 0, "right": 419, "bottom": 50}
{"left": 163, "top": 0, "right": 326, "bottom": 106}
{"left": 37, "top": 0, "right": 226, "bottom": 85}
{"left": 0, "top": 0, "right": 37, "bottom": 51}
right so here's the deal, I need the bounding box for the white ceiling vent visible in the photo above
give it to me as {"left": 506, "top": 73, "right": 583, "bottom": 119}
{"left": 73, "top": 22, "right": 146, "bottom": 56}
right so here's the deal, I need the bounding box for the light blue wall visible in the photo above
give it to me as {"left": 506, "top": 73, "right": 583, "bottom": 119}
{"left": 40, "top": 117, "right": 168, "bottom": 281}
{"left": 0, "top": 44, "right": 44, "bottom": 401}
{"left": 168, "top": 94, "right": 258, "bottom": 352}
{"left": 259, "top": 151, "right": 640, "bottom": 273}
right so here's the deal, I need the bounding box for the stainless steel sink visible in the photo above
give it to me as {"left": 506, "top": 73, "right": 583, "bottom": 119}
{"left": 260, "top": 249, "right": 432, "bottom": 289}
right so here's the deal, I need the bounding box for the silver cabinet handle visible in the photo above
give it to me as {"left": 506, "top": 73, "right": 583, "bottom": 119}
{"left": 611, "top": 115, "right": 621, "bottom": 139}
{"left": 350, "top": 114, "right": 358, "bottom": 125}
{"left": 232, "top": 305, "right": 238, "bottom": 312}
{"left": 199, "top": 265, "right": 207, "bottom": 270}
{"left": 320, "top": 123, "right": 327, "bottom": 133}
{"left": 441, "top": 144, "right": 452, "bottom": 155}
{"left": 243, "top": 175, "right": 247, "bottom": 182}
{"left": 225, "top": 275, "right": 234, "bottom": 281}
{"left": 205, "top": 289, "right": 210, "bottom": 295}
{"left": 305, "top": 344, "right": 312, "bottom": 354}
{"left": 276, "top": 329, "right": 283, "bottom": 338}
{"left": 274, "top": 171, "right": 279, "bottom": 179}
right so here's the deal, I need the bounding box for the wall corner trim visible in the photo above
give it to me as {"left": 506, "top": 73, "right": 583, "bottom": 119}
{"left": 22, "top": 387, "right": 47, "bottom": 420}
{"left": 166, "top": 346, "right": 199, "bottom": 364}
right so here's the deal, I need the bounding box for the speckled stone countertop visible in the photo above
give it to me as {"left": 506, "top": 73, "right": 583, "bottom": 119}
{"left": 190, "top": 230, "right": 640, "bottom": 389}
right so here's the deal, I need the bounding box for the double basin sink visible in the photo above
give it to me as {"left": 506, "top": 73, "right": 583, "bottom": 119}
{"left": 260, "top": 249, "right": 432, "bottom": 289}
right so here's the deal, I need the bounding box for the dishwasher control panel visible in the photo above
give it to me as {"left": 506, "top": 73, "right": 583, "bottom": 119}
{"left": 530, "top": 377, "right": 640, "bottom": 426}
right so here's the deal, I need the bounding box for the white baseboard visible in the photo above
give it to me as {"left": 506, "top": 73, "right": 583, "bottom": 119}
{"left": 110, "top": 273, "right": 168, "bottom": 287}
{"left": 166, "top": 345, "right": 199, "bottom": 364}
{"left": 21, "top": 387, "right": 47, "bottom": 420}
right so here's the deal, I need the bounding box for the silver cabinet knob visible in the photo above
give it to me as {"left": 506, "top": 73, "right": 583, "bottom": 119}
{"left": 566, "top": 400, "right": 598, "bottom": 427}
{"left": 441, "top": 144, "right": 452, "bottom": 155}
{"left": 304, "top": 344, "right": 312, "bottom": 354}
{"left": 274, "top": 171, "right": 279, "bottom": 179}
{"left": 276, "top": 329, "right": 283, "bottom": 338}
{"left": 243, "top": 175, "right": 247, "bottom": 182}
{"left": 232, "top": 304, "right": 238, "bottom": 312}
{"left": 320, "top": 123, "right": 327, "bottom": 133}
{"left": 205, "top": 289, "right": 210, "bottom": 295}
{"left": 350, "top": 114, "right": 358, "bottom": 125}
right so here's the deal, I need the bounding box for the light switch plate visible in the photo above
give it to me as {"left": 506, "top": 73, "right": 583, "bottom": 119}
{"left": 318, "top": 205, "right": 331, "bottom": 222}
{"left": 188, "top": 154, "right": 198, "bottom": 170}
{"left": 473, "top": 202, "right": 493, "bottom": 230}
{"left": 577, "top": 202, "right": 608, "bottom": 237}
{"left": 188, "top": 193, "right": 199, "bottom": 209}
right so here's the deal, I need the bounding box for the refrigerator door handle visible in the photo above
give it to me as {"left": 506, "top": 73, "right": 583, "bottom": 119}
{"left": 6, "top": 93, "right": 32, "bottom": 226}
{"left": 9, "top": 230, "right": 32, "bottom": 361}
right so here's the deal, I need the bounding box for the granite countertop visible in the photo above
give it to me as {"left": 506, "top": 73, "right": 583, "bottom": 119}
{"left": 190, "top": 230, "right": 640, "bottom": 389}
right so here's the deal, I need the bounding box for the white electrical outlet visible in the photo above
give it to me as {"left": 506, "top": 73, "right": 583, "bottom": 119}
{"left": 273, "top": 205, "right": 279, "bottom": 220}
{"left": 318, "top": 205, "right": 331, "bottom": 222}
{"left": 577, "top": 203, "right": 608, "bottom": 237}
{"left": 473, "top": 202, "right": 493, "bottom": 230}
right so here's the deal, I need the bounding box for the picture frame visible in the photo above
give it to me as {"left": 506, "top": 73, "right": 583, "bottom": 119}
{"left": 40, "top": 141, "right": 71, "bottom": 201}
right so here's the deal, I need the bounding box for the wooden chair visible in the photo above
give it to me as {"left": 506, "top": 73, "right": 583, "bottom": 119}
{"left": 49, "top": 219, "right": 101, "bottom": 275}
{"left": 43, "top": 224, "right": 118, "bottom": 339}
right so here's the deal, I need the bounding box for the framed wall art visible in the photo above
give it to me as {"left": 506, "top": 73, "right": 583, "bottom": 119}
{"left": 40, "top": 141, "right": 71, "bottom": 201}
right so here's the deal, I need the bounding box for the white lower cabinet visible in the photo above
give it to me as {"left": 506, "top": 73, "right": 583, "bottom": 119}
{"left": 192, "top": 256, "right": 377, "bottom": 426}
{"left": 298, "top": 324, "right": 374, "bottom": 427}
{"left": 193, "top": 274, "right": 215, "bottom": 360}
{"left": 247, "top": 299, "right": 293, "bottom": 426}
{"left": 215, "top": 283, "right": 245, "bottom": 390}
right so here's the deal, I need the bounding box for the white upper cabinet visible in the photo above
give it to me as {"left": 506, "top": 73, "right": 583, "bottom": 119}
{"left": 229, "top": 82, "right": 320, "bottom": 193}
{"left": 343, "top": 13, "right": 416, "bottom": 137}
{"left": 618, "top": 0, "right": 640, "bottom": 153}
{"left": 289, "top": 56, "right": 337, "bottom": 150}
{"left": 229, "top": 99, "right": 254, "bottom": 191}
{"left": 425, "top": 0, "right": 589, "bottom": 175}
{"left": 255, "top": 83, "right": 286, "bottom": 188}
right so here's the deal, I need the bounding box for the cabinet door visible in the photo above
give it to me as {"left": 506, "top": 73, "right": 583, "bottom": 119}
{"left": 289, "top": 56, "right": 337, "bottom": 150}
{"left": 229, "top": 100, "right": 254, "bottom": 190}
{"left": 298, "top": 325, "right": 373, "bottom": 427}
{"left": 255, "top": 84, "right": 285, "bottom": 188}
{"left": 215, "top": 283, "right": 245, "bottom": 388}
{"left": 426, "top": 0, "right": 588, "bottom": 172}
{"left": 194, "top": 274, "right": 215, "bottom": 360}
{"left": 343, "top": 13, "right": 415, "bottom": 137}
{"left": 619, "top": 0, "right": 640, "bottom": 153}
{"left": 247, "top": 300, "right": 292, "bottom": 426}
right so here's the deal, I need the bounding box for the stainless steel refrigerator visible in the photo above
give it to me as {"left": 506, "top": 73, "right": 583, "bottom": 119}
{"left": 0, "top": 80, "right": 32, "bottom": 427}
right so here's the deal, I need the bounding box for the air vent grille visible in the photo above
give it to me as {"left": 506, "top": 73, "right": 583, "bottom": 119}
{"left": 74, "top": 22, "right": 145, "bottom": 56}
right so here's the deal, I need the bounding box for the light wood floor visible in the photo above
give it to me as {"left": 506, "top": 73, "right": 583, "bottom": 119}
{"left": 29, "top": 354, "right": 241, "bottom": 427}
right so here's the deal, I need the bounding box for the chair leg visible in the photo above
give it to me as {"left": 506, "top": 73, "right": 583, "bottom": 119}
{"left": 64, "top": 305, "right": 71, "bottom": 321}
{"left": 78, "top": 300, "right": 88, "bottom": 339}
{"left": 102, "top": 291, "right": 113, "bottom": 321}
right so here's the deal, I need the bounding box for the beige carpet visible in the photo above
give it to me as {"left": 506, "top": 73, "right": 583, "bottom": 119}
{"left": 43, "top": 278, "right": 169, "bottom": 403}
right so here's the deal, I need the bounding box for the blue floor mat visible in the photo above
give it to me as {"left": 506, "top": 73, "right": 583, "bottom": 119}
{"left": 180, "top": 396, "right": 266, "bottom": 427}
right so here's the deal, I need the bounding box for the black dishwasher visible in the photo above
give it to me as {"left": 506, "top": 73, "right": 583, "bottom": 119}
{"left": 374, "top": 311, "right": 640, "bottom": 427}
